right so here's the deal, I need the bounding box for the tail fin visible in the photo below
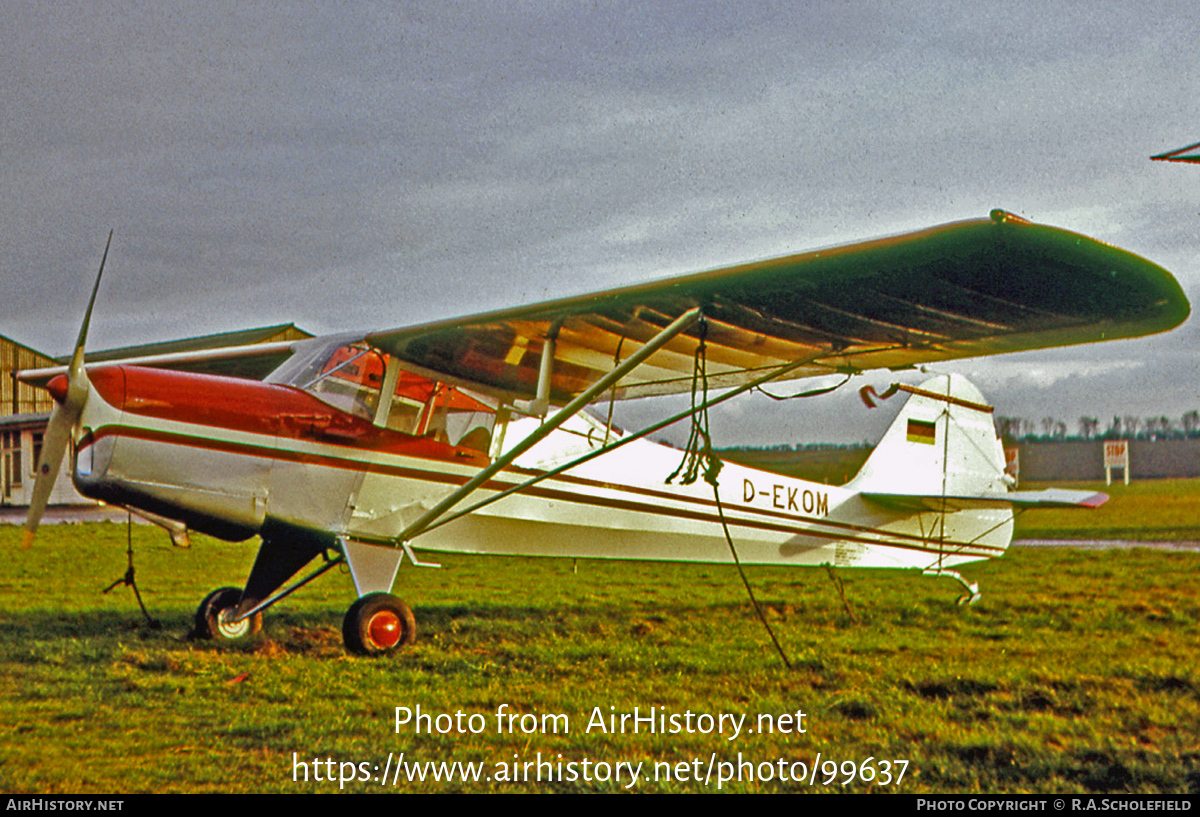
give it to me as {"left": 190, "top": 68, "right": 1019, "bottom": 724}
{"left": 846, "top": 373, "right": 1008, "bottom": 499}
{"left": 844, "top": 374, "right": 1104, "bottom": 605}
{"left": 845, "top": 374, "right": 1011, "bottom": 604}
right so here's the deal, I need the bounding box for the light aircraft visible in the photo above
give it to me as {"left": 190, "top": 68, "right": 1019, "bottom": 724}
{"left": 18, "top": 210, "right": 1189, "bottom": 656}
{"left": 1151, "top": 140, "right": 1200, "bottom": 164}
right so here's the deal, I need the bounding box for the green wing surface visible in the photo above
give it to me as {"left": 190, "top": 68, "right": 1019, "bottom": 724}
{"left": 366, "top": 210, "right": 1189, "bottom": 403}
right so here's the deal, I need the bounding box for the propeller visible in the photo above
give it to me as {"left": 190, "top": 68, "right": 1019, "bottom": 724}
{"left": 22, "top": 231, "right": 112, "bottom": 547}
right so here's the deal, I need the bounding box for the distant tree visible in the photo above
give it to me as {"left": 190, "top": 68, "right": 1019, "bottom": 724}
{"left": 996, "top": 416, "right": 1022, "bottom": 440}
{"left": 1078, "top": 417, "right": 1100, "bottom": 438}
{"left": 1144, "top": 416, "right": 1173, "bottom": 439}
{"left": 1041, "top": 417, "right": 1057, "bottom": 437}
{"left": 1183, "top": 410, "right": 1200, "bottom": 436}
{"left": 997, "top": 416, "right": 1035, "bottom": 439}
{"left": 1107, "top": 416, "right": 1122, "bottom": 438}
{"left": 1123, "top": 416, "right": 1141, "bottom": 439}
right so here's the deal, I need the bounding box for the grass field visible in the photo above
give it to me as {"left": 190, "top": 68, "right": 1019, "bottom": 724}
{"left": 1013, "top": 479, "right": 1200, "bottom": 542}
{"left": 1, "top": 499, "right": 1198, "bottom": 793}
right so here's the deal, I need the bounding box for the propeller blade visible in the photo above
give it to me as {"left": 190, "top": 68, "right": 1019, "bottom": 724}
{"left": 22, "top": 402, "right": 75, "bottom": 547}
{"left": 70, "top": 230, "right": 112, "bottom": 376}
{"left": 22, "top": 231, "right": 112, "bottom": 547}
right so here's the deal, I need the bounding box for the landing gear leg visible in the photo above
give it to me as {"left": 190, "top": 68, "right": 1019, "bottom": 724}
{"left": 923, "top": 568, "right": 981, "bottom": 605}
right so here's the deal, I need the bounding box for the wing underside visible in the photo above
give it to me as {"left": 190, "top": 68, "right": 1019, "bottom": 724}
{"left": 366, "top": 211, "right": 1188, "bottom": 404}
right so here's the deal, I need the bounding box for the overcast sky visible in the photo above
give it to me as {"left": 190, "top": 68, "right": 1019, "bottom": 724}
{"left": 1, "top": 2, "right": 1197, "bottom": 445}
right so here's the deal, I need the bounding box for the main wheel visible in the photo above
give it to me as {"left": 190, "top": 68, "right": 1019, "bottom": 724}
{"left": 193, "top": 586, "right": 262, "bottom": 641}
{"left": 342, "top": 593, "right": 416, "bottom": 656}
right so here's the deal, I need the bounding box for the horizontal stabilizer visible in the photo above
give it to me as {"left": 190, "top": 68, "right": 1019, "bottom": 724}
{"left": 1004, "top": 489, "right": 1108, "bottom": 508}
{"left": 864, "top": 488, "right": 1108, "bottom": 511}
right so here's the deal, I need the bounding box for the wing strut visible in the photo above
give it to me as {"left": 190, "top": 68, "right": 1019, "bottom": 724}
{"left": 394, "top": 307, "right": 703, "bottom": 545}
{"left": 517, "top": 319, "right": 561, "bottom": 418}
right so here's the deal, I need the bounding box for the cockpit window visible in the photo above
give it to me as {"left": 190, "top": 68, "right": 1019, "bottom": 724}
{"left": 266, "top": 336, "right": 499, "bottom": 452}
{"left": 383, "top": 375, "right": 496, "bottom": 451}
{"left": 304, "top": 344, "right": 388, "bottom": 420}
{"left": 413, "top": 384, "right": 496, "bottom": 450}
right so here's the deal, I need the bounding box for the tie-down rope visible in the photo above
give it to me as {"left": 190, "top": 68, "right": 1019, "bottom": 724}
{"left": 667, "top": 319, "right": 840, "bottom": 671}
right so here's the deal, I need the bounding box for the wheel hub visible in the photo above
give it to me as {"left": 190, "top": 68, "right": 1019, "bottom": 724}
{"left": 216, "top": 608, "right": 251, "bottom": 639}
{"left": 367, "top": 610, "right": 402, "bottom": 649}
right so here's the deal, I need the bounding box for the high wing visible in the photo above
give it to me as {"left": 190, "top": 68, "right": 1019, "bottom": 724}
{"left": 367, "top": 210, "right": 1188, "bottom": 403}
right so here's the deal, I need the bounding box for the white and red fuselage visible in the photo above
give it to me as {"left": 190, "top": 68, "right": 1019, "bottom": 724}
{"left": 60, "top": 340, "right": 1012, "bottom": 576}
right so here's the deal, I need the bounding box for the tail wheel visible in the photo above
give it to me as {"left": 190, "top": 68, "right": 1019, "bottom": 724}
{"left": 343, "top": 593, "right": 416, "bottom": 656}
{"left": 193, "top": 586, "right": 262, "bottom": 641}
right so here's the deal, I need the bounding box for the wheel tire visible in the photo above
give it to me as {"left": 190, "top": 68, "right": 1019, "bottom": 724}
{"left": 193, "top": 586, "right": 262, "bottom": 641}
{"left": 343, "top": 593, "right": 416, "bottom": 656}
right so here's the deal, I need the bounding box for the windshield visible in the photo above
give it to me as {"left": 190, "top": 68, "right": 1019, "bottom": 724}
{"left": 265, "top": 335, "right": 386, "bottom": 421}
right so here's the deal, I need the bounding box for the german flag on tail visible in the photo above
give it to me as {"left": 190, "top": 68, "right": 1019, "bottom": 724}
{"left": 907, "top": 419, "right": 937, "bottom": 445}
